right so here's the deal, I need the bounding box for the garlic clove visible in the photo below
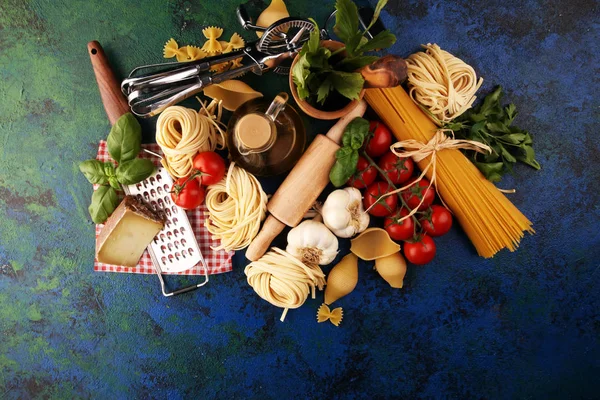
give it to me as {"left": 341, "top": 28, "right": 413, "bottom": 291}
{"left": 350, "top": 228, "right": 400, "bottom": 260}
{"left": 375, "top": 252, "right": 407, "bottom": 288}
{"left": 324, "top": 253, "right": 359, "bottom": 305}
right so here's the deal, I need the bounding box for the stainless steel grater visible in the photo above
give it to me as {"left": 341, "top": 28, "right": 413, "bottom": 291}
{"left": 123, "top": 164, "right": 209, "bottom": 296}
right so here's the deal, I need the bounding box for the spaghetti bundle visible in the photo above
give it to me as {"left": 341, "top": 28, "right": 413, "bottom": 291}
{"left": 156, "top": 103, "right": 225, "bottom": 178}
{"left": 244, "top": 248, "right": 326, "bottom": 322}
{"left": 406, "top": 43, "right": 483, "bottom": 123}
{"left": 204, "top": 163, "right": 268, "bottom": 251}
{"left": 365, "top": 86, "right": 533, "bottom": 258}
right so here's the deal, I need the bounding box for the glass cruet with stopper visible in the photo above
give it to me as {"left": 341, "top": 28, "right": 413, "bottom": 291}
{"left": 226, "top": 92, "right": 306, "bottom": 176}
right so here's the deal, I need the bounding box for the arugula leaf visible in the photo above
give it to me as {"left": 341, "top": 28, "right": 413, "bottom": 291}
{"left": 334, "top": 0, "right": 360, "bottom": 44}
{"left": 88, "top": 185, "right": 119, "bottom": 224}
{"left": 107, "top": 113, "right": 142, "bottom": 164}
{"left": 446, "top": 86, "right": 541, "bottom": 181}
{"left": 356, "top": 30, "right": 396, "bottom": 53}
{"left": 79, "top": 160, "right": 108, "bottom": 185}
{"left": 330, "top": 71, "right": 364, "bottom": 100}
{"left": 116, "top": 158, "right": 155, "bottom": 185}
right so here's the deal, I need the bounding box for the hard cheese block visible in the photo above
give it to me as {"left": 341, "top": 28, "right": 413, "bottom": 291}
{"left": 96, "top": 195, "right": 165, "bottom": 267}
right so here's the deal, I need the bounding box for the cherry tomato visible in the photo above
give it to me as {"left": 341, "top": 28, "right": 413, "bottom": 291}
{"left": 378, "top": 151, "right": 414, "bottom": 185}
{"left": 420, "top": 205, "right": 453, "bottom": 237}
{"left": 365, "top": 121, "right": 392, "bottom": 158}
{"left": 403, "top": 235, "right": 436, "bottom": 265}
{"left": 347, "top": 156, "right": 377, "bottom": 189}
{"left": 192, "top": 151, "right": 226, "bottom": 186}
{"left": 363, "top": 181, "right": 398, "bottom": 217}
{"left": 171, "top": 177, "right": 206, "bottom": 210}
{"left": 384, "top": 208, "right": 415, "bottom": 241}
{"left": 401, "top": 179, "right": 435, "bottom": 211}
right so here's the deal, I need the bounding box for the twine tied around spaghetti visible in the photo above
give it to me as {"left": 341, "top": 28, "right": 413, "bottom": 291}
{"left": 365, "top": 129, "right": 492, "bottom": 221}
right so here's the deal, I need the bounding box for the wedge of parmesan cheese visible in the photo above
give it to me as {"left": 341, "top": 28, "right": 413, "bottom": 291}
{"left": 96, "top": 195, "right": 164, "bottom": 267}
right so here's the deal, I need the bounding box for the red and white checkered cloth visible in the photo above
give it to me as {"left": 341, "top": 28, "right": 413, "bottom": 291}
{"left": 93, "top": 140, "right": 233, "bottom": 275}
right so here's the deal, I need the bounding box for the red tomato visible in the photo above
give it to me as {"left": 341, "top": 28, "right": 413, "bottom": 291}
{"left": 384, "top": 208, "right": 415, "bottom": 241}
{"left": 420, "top": 205, "right": 453, "bottom": 237}
{"left": 347, "top": 156, "right": 377, "bottom": 189}
{"left": 378, "top": 151, "right": 414, "bottom": 185}
{"left": 363, "top": 182, "right": 398, "bottom": 217}
{"left": 401, "top": 179, "right": 435, "bottom": 211}
{"left": 171, "top": 177, "right": 206, "bottom": 210}
{"left": 365, "top": 121, "right": 392, "bottom": 158}
{"left": 403, "top": 235, "right": 436, "bottom": 265}
{"left": 192, "top": 151, "right": 226, "bottom": 186}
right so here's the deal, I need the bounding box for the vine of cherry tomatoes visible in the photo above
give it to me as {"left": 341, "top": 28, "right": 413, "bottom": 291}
{"left": 351, "top": 120, "right": 454, "bottom": 266}
{"left": 170, "top": 151, "right": 226, "bottom": 210}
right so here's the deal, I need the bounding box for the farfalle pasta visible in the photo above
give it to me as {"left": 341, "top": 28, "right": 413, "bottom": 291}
{"left": 317, "top": 304, "right": 343, "bottom": 326}
{"left": 202, "top": 26, "right": 224, "bottom": 53}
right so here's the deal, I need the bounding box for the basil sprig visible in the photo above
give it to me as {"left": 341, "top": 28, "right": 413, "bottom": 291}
{"left": 329, "top": 117, "right": 370, "bottom": 187}
{"left": 445, "top": 86, "right": 541, "bottom": 182}
{"left": 79, "top": 113, "right": 155, "bottom": 224}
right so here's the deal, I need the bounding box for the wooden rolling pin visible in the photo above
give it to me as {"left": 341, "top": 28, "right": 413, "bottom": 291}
{"left": 246, "top": 100, "right": 368, "bottom": 261}
{"left": 87, "top": 40, "right": 130, "bottom": 124}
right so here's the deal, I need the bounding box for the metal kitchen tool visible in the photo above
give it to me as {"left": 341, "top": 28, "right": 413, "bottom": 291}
{"left": 123, "top": 160, "right": 210, "bottom": 297}
{"left": 88, "top": 40, "right": 208, "bottom": 297}
{"left": 121, "top": 7, "right": 317, "bottom": 118}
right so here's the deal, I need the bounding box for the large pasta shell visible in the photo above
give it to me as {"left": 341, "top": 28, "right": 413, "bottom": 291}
{"left": 375, "top": 252, "right": 407, "bottom": 288}
{"left": 203, "top": 80, "right": 263, "bottom": 111}
{"left": 256, "top": 0, "right": 289, "bottom": 37}
{"left": 350, "top": 228, "right": 400, "bottom": 260}
{"left": 324, "top": 253, "right": 358, "bottom": 305}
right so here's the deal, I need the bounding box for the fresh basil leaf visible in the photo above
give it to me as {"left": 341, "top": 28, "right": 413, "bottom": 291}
{"left": 330, "top": 148, "right": 359, "bottom": 187}
{"left": 317, "top": 78, "right": 333, "bottom": 105}
{"left": 116, "top": 158, "right": 155, "bottom": 185}
{"left": 330, "top": 71, "right": 364, "bottom": 100}
{"left": 103, "top": 162, "right": 116, "bottom": 177}
{"left": 108, "top": 176, "right": 121, "bottom": 190}
{"left": 337, "top": 55, "right": 379, "bottom": 72}
{"left": 89, "top": 186, "right": 118, "bottom": 224}
{"left": 356, "top": 30, "right": 396, "bottom": 53}
{"left": 342, "top": 117, "right": 370, "bottom": 148}
{"left": 365, "top": 0, "right": 388, "bottom": 32}
{"left": 334, "top": 0, "right": 359, "bottom": 44}
{"left": 79, "top": 160, "right": 108, "bottom": 185}
{"left": 107, "top": 113, "right": 142, "bottom": 164}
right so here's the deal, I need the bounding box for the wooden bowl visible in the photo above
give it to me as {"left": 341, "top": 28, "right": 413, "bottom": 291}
{"left": 289, "top": 40, "right": 365, "bottom": 121}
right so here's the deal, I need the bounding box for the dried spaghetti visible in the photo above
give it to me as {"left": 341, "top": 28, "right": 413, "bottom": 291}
{"left": 204, "top": 163, "right": 268, "bottom": 251}
{"left": 245, "top": 248, "right": 326, "bottom": 322}
{"left": 365, "top": 86, "right": 533, "bottom": 258}
{"left": 156, "top": 102, "right": 225, "bottom": 179}
{"left": 406, "top": 43, "right": 483, "bottom": 124}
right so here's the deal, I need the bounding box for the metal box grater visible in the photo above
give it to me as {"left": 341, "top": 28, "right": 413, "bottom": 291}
{"left": 124, "top": 166, "right": 209, "bottom": 296}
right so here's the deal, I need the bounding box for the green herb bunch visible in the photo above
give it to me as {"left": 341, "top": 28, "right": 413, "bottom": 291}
{"left": 292, "top": 0, "right": 396, "bottom": 106}
{"left": 79, "top": 113, "right": 155, "bottom": 223}
{"left": 445, "top": 86, "right": 541, "bottom": 182}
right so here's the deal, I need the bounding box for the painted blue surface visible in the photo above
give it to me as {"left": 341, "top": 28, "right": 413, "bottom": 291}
{"left": 0, "top": 0, "right": 599, "bottom": 398}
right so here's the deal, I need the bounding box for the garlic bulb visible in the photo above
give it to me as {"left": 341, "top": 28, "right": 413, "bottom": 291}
{"left": 322, "top": 188, "right": 370, "bottom": 238}
{"left": 286, "top": 219, "right": 338, "bottom": 265}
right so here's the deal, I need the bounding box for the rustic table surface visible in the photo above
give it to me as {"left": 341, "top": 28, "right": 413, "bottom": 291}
{"left": 1, "top": 0, "right": 598, "bottom": 398}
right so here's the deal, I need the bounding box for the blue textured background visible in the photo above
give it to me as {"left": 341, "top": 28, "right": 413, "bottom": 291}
{"left": 0, "top": 0, "right": 599, "bottom": 398}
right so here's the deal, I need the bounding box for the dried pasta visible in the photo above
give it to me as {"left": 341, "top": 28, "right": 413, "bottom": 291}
{"left": 406, "top": 43, "right": 483, "bottom": 124}
{"left": 202, "top": 26, "right": 224, "bottom": 53}
{"left": 205, "top": 163, "right": 268, "bottom": 251}
{"left": 256, "top": 0, "right": 289, "bottom": 37}
{"left": 162, "top": 30, "right": 244, "bottom": 70}
{"left": 317, "top": 304, "right": 343, "bottom": 326}
{"left": 245, "top": 248, "right": 326, "bottom": 322}
{"left": 364, "top": 86, "right": 534, "bottom": 258}
{"left": 203, "top": 80, "right": 263, "bottom": 112}
{"left": 156, "top": 102, "right": 226, "bottom": 179}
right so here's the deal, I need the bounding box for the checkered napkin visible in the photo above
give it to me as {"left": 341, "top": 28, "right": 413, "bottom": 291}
{"left": 93, "top": 140, "right": 233, "bottom": 275}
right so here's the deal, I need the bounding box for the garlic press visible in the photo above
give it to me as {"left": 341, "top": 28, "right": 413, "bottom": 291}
{"left": 121, "top": 6, "right": 317, "bottom": 118}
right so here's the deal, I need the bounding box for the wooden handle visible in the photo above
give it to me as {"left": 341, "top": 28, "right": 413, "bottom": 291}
{"left": 245, "top": 215, "right": 286, "bottom": 261}
{"left": 325, "top": 100, "right": 368, "bottom": 144}
{"left": 361, "top": 55, "right": 408, "bottom": 89}
{"left": 87, "top": 41, "right": 130, "bottom": 125}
